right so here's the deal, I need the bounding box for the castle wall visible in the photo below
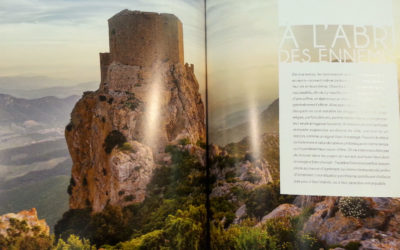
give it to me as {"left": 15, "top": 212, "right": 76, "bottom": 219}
{"left": 100, "top": 52, "right": 111, "bottom": 83}
{"left": 108, "top": 10, "right": 184, "bottom": 67}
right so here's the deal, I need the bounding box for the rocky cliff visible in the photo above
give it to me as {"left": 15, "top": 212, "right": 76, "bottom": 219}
{"left": 65, "top": 10, "right": 205, "bottom": 213}
{"left": 0, "top": 208, "right": 49, "bottom": 237}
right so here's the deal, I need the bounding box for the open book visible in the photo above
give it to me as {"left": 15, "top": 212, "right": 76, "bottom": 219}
{"left": 1, "top": 0, "right": 400, "bottom": 249}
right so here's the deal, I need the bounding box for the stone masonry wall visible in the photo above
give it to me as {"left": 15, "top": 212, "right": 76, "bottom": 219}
{"left": 100, "top": 52, "right": 111, "bottom": 83}
{"left": 108, "top": 10, "right": 184, "bottom": 67}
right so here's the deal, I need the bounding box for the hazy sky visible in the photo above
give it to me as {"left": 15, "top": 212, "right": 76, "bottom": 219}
{"left": 2, "top": 0, "right": 400, "bottom": 123}
{"left": 0, "top": 0, "right": 205, "bottom": 88}
{"left": 207, "top": 0, "right": 279, "bottom": 128}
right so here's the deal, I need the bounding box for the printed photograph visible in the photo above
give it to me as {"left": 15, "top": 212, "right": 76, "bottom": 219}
{"left": 1, "top": 0, "right": 400, "bottom": 249}
{"left": 0, "top": 0, "right": 207, "bottom": 249}
{"left": 207, "top": 0, "right": 400, "bottom": 249}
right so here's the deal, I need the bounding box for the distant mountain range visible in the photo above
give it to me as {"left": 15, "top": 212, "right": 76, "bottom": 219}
{"left": 0, "top": 140, "right": 71, "bottom": 229}
{"left": 0, "top": 80, "right": 98, "bottom": 99}
{"left": 0, "top": 94, "right": 80, "bottom": 127}
{"left": 210, "top": 98, "right": 279, "bottom": 146}
{"left": 0, "top": 76, "right": 72, "bottom": 90}
{"left": 0, "top": 92, "right": 79, "bottom": 230}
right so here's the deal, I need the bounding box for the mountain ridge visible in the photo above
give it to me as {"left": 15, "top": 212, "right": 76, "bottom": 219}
{"left": 210, "top": 98, "right": 279, "bottom": 146}
{"left": 0, "top": 81, "right": 98, "bottom": 99}
{"left": 0, "top": 93, "right": 80, "bottom": 127}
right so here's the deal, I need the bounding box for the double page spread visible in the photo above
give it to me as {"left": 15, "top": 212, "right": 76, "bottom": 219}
{"left": 1, "top": 0, "right": 400, "bottom": 249}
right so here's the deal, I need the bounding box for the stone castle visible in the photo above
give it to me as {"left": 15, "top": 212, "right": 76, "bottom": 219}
{"left": 65, "top": 10, "right": 205, "bottom": 212}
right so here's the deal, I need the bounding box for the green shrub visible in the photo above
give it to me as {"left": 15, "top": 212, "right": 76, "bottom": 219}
{"left": 118, "top": 205, "right": 206, "bottom": 250}
{"left": 234, "top": 226, "right": 269, "bottom": 250}
{"left": 211, "top": 215, "right": 323, "bottom": 250}
{"left": 119, "top": 142, "right": 136, "bottom": 153}
{"left": 0, "top": 218, "right": 54, "bottom": 250}
{"left": 213, "top": 155, "right": 236, "bottom": 169}
{"left": 124, "top": 194, "right": 135, "bottom": 202}
{"left": 339, "top": 197, "right": 371, "bottom": 218}
{"left": 14, "top": 235, "right": 53, "bottom": 250}
{"left": 66, "top": 122, "right": 73, "bottom": 132}
{"left": 103, "top": 130, "right": 127, "bottom": 154}
{"left": 230, "top": 185, "right": 250, "bottom": 201}
{"left": 211, "top": 223, "right": 268, "bottom": 250}
{"left": 124, "top": 93, "right": 141, "bottom": 111}
{"left": 99, "top": 95, "right": 107, "bottom": 102}
{"left": 67, "top": 177, "right": 76, "bottom": 195}
{"left": 82, "top": 177, "right": 88, "bottom": 186}
{"left": 210, "top": 196, "right": 237, "bottom": 228}
{"left": 164, "top": 205, "right": 206, "bottom": 250}
{"left": 225, "top": 170, "right": 237, "bottom": 183}
{"left": 55, "top": 234, "right": 95, "bottom": 250}
{"left": 291, "top": 206, "right": 314, "bottom": 231}
{"left": 90, "top": 205, "right": 132, "bottom": 247}
{"left": 328, "top": 241, "right": 362, "bottom": 250}
{"left": 245, "top": 182, "right": 295, "bottom": 220}
{"left": 54, "top": 208, "right": 92, "bottom": 241}
{"left": 296, "top": 233, "right": 323, "bottom": 250}
{"left": 118, "top": 230, "right": 165, "bottom": 249}
{"left": 263, "top": 217, "right": 323, "bottom": 250}
{"left": 345, "top": 241, "right": 362, "bottom": 250}
{"left": 83, "top": 91, "right": 93, "bottom": 97}
{"left": 124, "top": 101, "right": 140, "bottom": 111}
{"left": 56, "top": 206, "right": 133, "bottom": 248}
{"left": 179, "top": 138, "right": 191, "bottom": 145}
{"left": 196, "top": 139, "right": 206, "bottom": 149}
{"left": 56, "top": 144, "right": 206, "bottom": 249}
{"left": 263, "top": 217, "right": 296, "bottom": 248}
{"left": 244, "top": 172, "right": 262, "bottom": 183}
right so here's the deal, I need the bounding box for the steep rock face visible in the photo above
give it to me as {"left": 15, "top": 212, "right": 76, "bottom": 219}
{"left": 66, "top": 10, "right": 205, "bottom": 213}
{"left": 0, "top": 208, "right": 49, "bottom": 237}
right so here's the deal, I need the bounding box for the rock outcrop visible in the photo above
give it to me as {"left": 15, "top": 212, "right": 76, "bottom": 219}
{"left": 66, "top": 10, "right": 205, "bottom": 212}
{"left": 258, "top": 204, "right": 301, "bottom": 226}
{"left": 0, "top": 208, "right": 49, "bottom": 237}
{"left": 303, "top": 197, "right": 400, "bottom": 249}
{"left": 209, "top": 133, "right": 279, "bottom": 200}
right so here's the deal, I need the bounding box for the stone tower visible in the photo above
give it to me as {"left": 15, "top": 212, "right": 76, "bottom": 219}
{"left": 100, "top": 10, "right": 184, "bottom": 82}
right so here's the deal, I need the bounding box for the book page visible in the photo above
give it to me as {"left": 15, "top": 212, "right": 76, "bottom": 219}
{"left": 206, "top": 0, "right": 400, "bottom": 248}
{"left": 0, "top": 1, "right": 208, "bottom": 249}
{"left": 279, "top": 0, "right": 400, "bottom": 197}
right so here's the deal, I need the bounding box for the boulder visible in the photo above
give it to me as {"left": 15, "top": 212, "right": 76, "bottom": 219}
{"left": 303, "top": 197, "right": 400, "bottom": 247}
{"left": 258, "top": 203, "right": 301, "bottom": 226}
